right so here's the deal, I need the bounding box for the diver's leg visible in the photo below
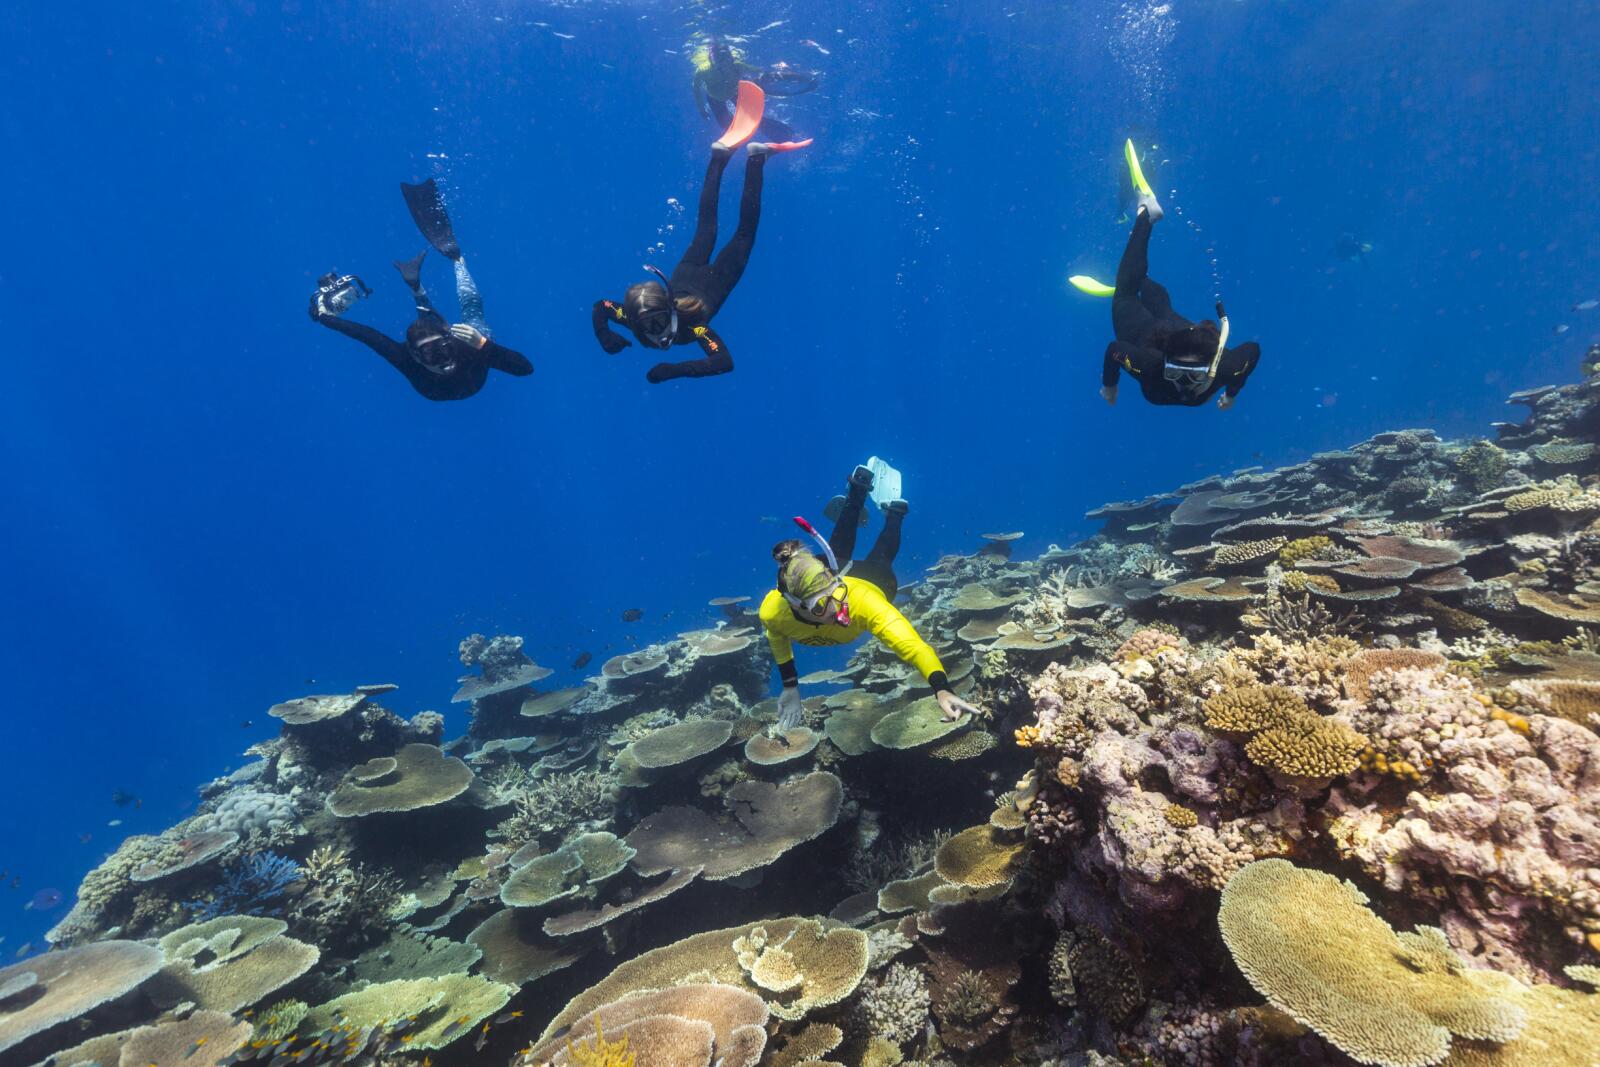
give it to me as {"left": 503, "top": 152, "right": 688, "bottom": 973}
{"left": 827, "top": 469, "right": 871, "bottom": 565}
{"left": 1111, "top": 213, "right": 1157, "bottom": 341}
{"left": 865, "top": 501, "right": 905, "bottom": 567}
{"left": 453, "top": 257, "right": 490, "bottom": 338}
{"left": 1115, "top": 211, "right": 1153, "bottom": 292}
{"left": 1138, "top": 277, "right": 1174, "bottom": 318}
{"left": 394, "top": 252, "right": 441, "bottom": 318}
{"left": 680, "top": 151, "right": 733, "bottom": 268}
{"left": 706, "top": 154, "right": 766, "bottom": 301}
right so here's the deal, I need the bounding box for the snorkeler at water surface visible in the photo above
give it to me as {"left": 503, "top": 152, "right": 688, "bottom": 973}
{"left": 592, "top": 82, "right": 810, "bottom": 384}
{"left": 760, "top": 464, "right": 983, "bottom": 733}
{"left": 692, "top": 34, "right": 818, "bottom": 145}
{"left": 310, "top": 179, "right": 531, "bottom": 401}
{"left": 1073, "top": 142, "right": 1261, "bottom": 409}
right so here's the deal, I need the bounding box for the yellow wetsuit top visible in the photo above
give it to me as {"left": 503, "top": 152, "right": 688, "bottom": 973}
{"left": 758, "top": 576, "right": 946, "bottom": 685}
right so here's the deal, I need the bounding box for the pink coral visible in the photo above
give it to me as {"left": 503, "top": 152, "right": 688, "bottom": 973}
{"left": 1331, "top": 667, "right": 1600, "bottom": 981}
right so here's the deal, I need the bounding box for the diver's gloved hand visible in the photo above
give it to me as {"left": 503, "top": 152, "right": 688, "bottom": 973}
{"left": 776, "top": 686, "right": 804, "bottom": 731}
{"left": 1100, "top": 385, "right": 1118, "bottom": 406}
{"left": 450, "top": 323, "right": 489, "bottom": 349}
{"left": 935, "top": 689, "right": 982, "bottom": 723}
{"left": 1217, "top": 393, "right": 1235, "bottom": 411}
{"left": 599, "top": 332, "right": 632, "bottom": 355}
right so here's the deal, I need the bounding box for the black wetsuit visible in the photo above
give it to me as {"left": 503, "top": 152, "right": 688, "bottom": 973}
{"left": 829, "top": 478, "right": 904, "bottom": 601}
{"left": 314, "top": 281, "right": 530, "bottom": 401}
{"left": 1102, "top": 212, "right": 1261, "bottom": 407}
{"left": 592, "top": 151, "right": 766, "bottom": 383}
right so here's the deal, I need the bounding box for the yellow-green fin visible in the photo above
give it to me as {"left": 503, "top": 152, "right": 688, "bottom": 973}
{"left": 1069, "top": 275, "right": 1116, "bottom": 297}
{"left": 1124, "top": 138, "right": 1154, "bottom": 198}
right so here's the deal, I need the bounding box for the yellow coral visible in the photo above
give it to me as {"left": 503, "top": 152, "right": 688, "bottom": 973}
{"left": 1013, "top": 725, "right": 1041, "bottom": 748}
{"left": 567, "top": 1021, "right": 634, "bottom": 1067}
{"left": 1279, "top": 536, "right": 1336, "bottom": 567}
{"left": 1246, "top": 717, "right": 1365, "bottom": 779}
{"left": 1163, "top": 803, "right": 1198, "bottom": 828}
{"left": 1203, "top": 685, "right": 1306, "bottom": 733}
{"left": 1220, "top": 860, "right": 1528, "bottom": 1067}
{"left": 1280, "top": 570, "right": 1341, "bottom": 594}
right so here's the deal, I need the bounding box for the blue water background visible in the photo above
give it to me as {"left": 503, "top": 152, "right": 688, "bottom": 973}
{"left": 2, "top": 0, "right": 1596, "bottom": 950}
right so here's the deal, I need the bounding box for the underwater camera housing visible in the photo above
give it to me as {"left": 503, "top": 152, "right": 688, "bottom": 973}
{"left": 315, "top": 271, "right": 372, "bottom": 317}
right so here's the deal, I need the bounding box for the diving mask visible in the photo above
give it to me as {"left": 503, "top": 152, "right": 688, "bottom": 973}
{"left": 638, "top": 264, "right": 679, "bottom": 348}
{"left": 782, "top": 517, "right": 851, "bottom": 625}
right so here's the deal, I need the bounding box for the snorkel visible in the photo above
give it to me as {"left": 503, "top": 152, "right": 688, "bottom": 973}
{"left": 638, "top": 264, "right": 679, "bottom": 349}
{"left": 785, "top": 516, "right": 851, "bottom": 626}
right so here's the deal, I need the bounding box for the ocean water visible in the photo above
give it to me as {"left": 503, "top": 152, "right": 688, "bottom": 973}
{"left": 1, "top": 0, "right": 1596, "bottom": 983}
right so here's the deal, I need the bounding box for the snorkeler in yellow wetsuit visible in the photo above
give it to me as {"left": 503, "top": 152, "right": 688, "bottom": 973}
{"left": 758, "top": 466, "right": 983, "bottom": 731}
{"left": 691, "top": 35, "right": 816, "bottom": 144}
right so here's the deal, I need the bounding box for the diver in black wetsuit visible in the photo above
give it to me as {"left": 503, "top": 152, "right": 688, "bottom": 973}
{"left": 591, "top": 146, "right": 784, "bottom": 384}
{"left": 1100, "top": 206, "right": 1261, "bottom": 410}
{"left": 309, "top": 181, "right": 531, "bottom": 401}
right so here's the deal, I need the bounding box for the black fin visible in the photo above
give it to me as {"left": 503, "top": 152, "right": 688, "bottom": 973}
{"left": 399, "top": 179, "right": 462, "bottom": 261}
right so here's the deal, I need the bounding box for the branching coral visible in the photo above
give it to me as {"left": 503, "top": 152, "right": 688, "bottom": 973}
{"left": 495, "top": 768, "right": 616, "bottom": 847}
{"left": 857, "top": 961, "right": 931, "bottom": 1046}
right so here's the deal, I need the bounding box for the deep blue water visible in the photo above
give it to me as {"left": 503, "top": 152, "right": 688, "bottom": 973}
{"left": 2, "top": 0, "right": 1596, "bottom": 951}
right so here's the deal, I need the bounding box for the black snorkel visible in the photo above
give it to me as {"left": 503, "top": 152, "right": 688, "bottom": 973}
{"left": 639, "top": 264, "right": 679, "bottom": 349}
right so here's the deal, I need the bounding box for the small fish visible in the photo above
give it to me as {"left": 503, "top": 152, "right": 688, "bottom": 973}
{"left": 15, "top": 942, "right": 32, "bottom": 958}
{"left": 753, "top": 18, "right": 787, "bottom": 32}
{"left": 552, "top": 31, "right": 575, "bottom": 39}
{"left": 572, "top": 651, "right": 592, "bottom": 670}
{"left": 1554, "top": 324, "right": 1570, "bottom": 335}
{"left": 800, "top": 38, "right": 831, "bottom": 54}
{"left": 108, "top": 819, "right": 123, "bottom": 827}
{"left": 240, "top": 719, "right": 253, "bottom": 729}
{"left": 1573, "top": 299, "right": 1598, "bottom": 311}
{"left": 112, "top": 789, "right": 142, "bottom": 809}
{"left": 621, "top": 608, "right": 644, "bottom": 623}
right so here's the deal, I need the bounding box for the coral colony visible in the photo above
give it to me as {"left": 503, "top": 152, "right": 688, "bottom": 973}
{"left": 4, "top": 364, "right": 1600, "bottom": 1066}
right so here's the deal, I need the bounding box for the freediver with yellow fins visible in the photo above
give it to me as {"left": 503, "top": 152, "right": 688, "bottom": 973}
{"left": 591, "top": 81, "right": 812, "bottom": 384}
{"left": 760, "top": 461, "right": 984, "bottom": 732}
{"left": 1072, "top": 141, "right": 1262, "bottom": 409}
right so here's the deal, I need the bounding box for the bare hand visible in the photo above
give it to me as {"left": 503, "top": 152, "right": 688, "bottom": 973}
{"left": 935, "top": 689, "right": 981, "bottom": 722}
{"left": 450, "top": 323, "right": 489, "bottom": 349}
{"left": 1101, "top": 385, "right": 1117, "bottom": 406}
{"left": 1217, "top": 393, "right": 1235, "bottom": 411}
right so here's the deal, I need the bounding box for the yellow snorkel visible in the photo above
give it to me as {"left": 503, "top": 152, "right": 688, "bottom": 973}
{"left": 1205, "top": 300, "right": 1231, "bottom": 386}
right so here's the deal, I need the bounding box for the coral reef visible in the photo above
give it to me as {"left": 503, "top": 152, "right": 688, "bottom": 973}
{"left": 17, "top": 368, "right": 1600, "bottom": 1067}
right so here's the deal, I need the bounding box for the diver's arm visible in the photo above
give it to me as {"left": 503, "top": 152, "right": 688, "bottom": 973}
{"left": 860, "top": 597, "right": 947, "bottom": 692}
{"left": 736, "top": 60, "right": 764, "bottom": 78}
{"left": 592, "top": 300, "right": 632, "bottom": 354}
{"left": 644, "top": 325, "right": 734, "bottom": 384}
{"left": 1221, "top": 342, "right": 1261, "bottom": 399}
{"left": 692, "top": 73, "right": 712, "bottom": 118}
{"left": 316, "top": 313, "right": 411, "bottom": 371}
{"left": 484, "top": 340, "right": 533, "bottom": 377}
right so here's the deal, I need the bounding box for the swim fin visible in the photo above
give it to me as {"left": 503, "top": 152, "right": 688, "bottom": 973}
{"left": 400, "top": 179, "right": 462, "bottom": 262}
{"left": 749, "top": 139, "right": 814, "bottom": 155}
{"left": 1123, "top": 139, "right": 1162, "bottom": 221}
{"left": 1069, "top": 275, "right": 1117, "bottom": 297}
{"left": 864, "top": 456, "right": 902, "bottom": 511}
{"left": 822, "top": 495, "right": 870, "bottom": 527}
{"left": 713, "top": 80, "right": 766, "bottom": 152}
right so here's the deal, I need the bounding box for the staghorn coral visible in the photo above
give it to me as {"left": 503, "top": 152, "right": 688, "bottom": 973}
{"left": 495, "top": 768, "right": 616, "bottom": 847}
{"left": 1247, "top": 590, "right": 1365, "bottom": 642}
{"left": 857, "top": 961, "right": 931, "bottom": 1046}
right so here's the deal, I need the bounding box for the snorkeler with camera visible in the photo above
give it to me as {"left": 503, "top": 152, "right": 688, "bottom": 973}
{"left": 308, "top": 180, "right": 531, "bottom": 401}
